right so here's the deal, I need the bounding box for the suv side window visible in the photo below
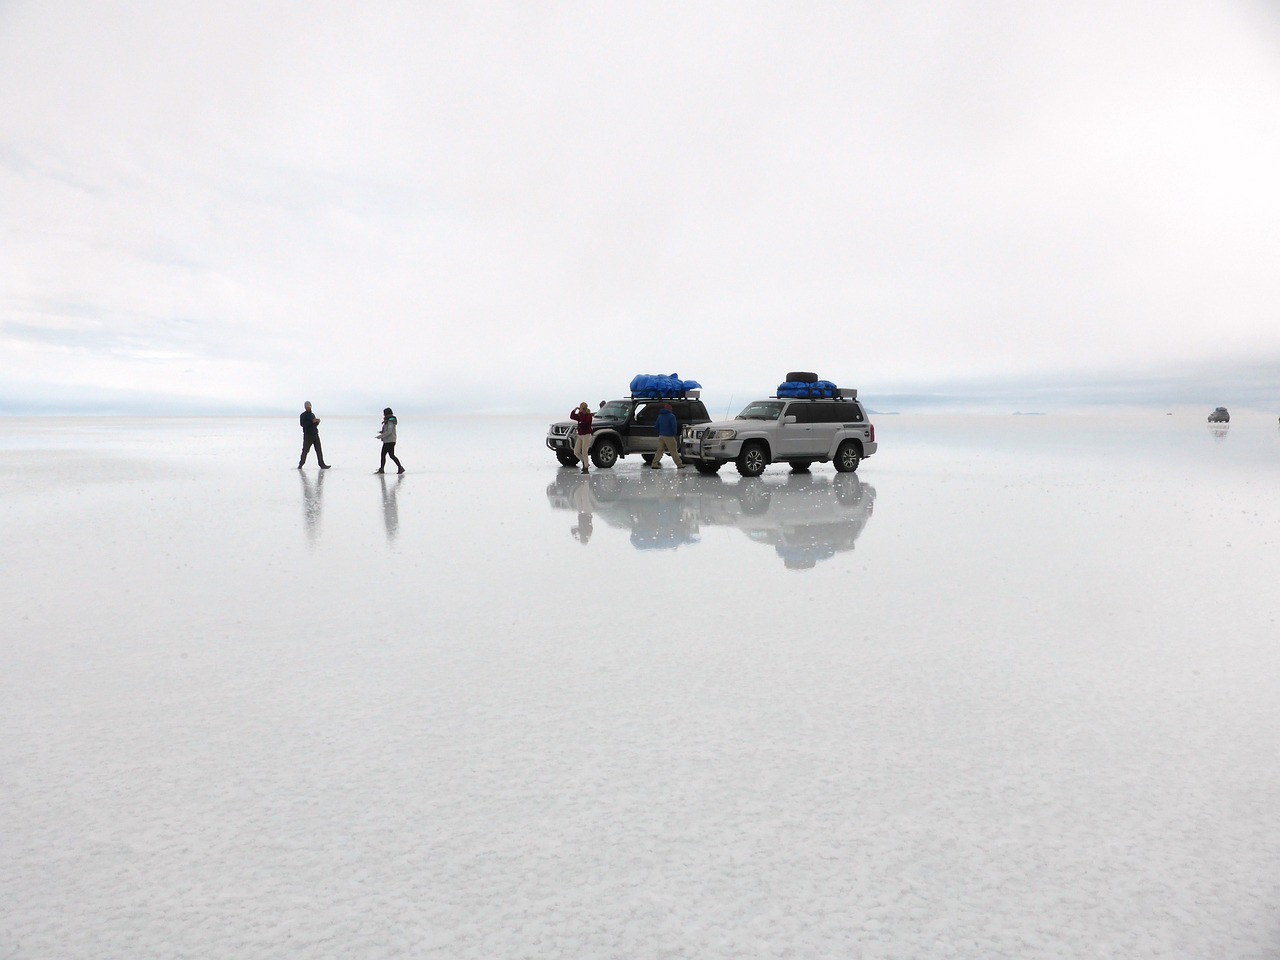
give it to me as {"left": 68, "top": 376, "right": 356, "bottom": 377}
{"left": 634, "top": 403, "right": 661, "bottom": 426}
{"left": 816, "top": 403, "right": 863, "bottom": 424}
{"left": 788, "top": 403, "right": 815, "bottom": 424}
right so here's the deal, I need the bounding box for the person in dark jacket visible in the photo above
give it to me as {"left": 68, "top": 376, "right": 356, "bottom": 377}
{"left": 650, "top": 403, "right": 685, "bottom": 469}
{"left": 298, "top": 401, "right": 331, "bottom": 469}
{"left": 375, "top": 407, "right": 404, "bottom": 474}
{"left": 570, "top": 402, "right": 593, "bottom": 474}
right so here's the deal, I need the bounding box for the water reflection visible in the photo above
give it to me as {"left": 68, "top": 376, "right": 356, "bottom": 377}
{"left": 569, "top": 477, "right": 594, "bottom": 544}
{"left": 1208, "top": 423, "right": 1230, "bottom": 442}
{"left": 546, "top": 469, "right": 876, "bottom": 569}
{"left": 299, "top": 468, "right": 325, "bottom": 544}
{"left": 379, "top": 473, "right": 402, "bottom": 542}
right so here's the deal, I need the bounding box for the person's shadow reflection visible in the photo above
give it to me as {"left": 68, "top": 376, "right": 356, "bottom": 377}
{"left": 571, "top": 475, "right": 594, "bottom": 544}
{"left": 300, "top": 467, "right": 325, "bottom": 545}
{"left": 380, "top": 472, "right": 403, "bottom": 542}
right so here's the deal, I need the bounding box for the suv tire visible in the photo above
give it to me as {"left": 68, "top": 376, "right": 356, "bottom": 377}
{"left": 590, "top": 437, "right": 620, "bottom": 469}
{"left": 834, "top": 441, "right": 861, "bottom": 473}
{"left": 556, "top": 450, "right": 579, "bottom": 467}
{"left": 785, "top": 371, "right": 819, "bottom": 383}
{"left": 789, "top": 461, "right": 812, "bottom": 472}
{"left": 694, "top": 462, "right": 722, "bottom": 476}
{"left": 736, "top": 442, "right": 769, "bottom": 477}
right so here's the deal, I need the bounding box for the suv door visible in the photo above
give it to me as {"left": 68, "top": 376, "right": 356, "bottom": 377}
{"left": 632, "top": 400, "right": 704, "bottom": 456}
{"left": 819, "top": 399, "right": 870, "bottom": 455}
{"left": 628, "top": 401, "right": 662, "bottom": 455}
{"left": 806, "top": 403, "right": 848, "bottom": 458}
{"left": 776, "top": 402, "right": 822, "bottom": 457}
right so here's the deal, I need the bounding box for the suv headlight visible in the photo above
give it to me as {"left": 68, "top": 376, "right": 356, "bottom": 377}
{"left": 710, "top": 428, "right": 736, "bottom": 440}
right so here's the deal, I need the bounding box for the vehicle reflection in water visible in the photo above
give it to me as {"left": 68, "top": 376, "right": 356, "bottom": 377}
{"left": 1208, "top": 423, "right": 1230, "bottom": 442}
{"left": 379, "top": 473, "right": 403, "bottom": 542}
{"left": 546, "top": 469, "right": 876, "bottom": 569}
{"left": 300, "top": 468, "right": 325, "bottom": 545}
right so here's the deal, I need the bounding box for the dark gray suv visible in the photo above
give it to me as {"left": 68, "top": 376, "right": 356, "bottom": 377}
{"left": 545, "top": 394, "right": 712, "bottom": 469}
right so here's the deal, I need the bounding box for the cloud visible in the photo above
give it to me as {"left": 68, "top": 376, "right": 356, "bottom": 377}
{"left": 3, "top": 0, "right": 1280, "bottom": 413}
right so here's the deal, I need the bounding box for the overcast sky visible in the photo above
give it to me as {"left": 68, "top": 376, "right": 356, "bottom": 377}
{"left": 3, "top": 0, "right": 1279, "bottom": 414}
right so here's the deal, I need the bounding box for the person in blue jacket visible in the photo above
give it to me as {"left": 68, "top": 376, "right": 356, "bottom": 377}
{"left": 650, "top": 403, "right": 686, "bottom": 469}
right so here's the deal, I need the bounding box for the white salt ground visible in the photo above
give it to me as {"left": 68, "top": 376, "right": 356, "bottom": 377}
{"left": 2, "top": 412, "right": 1278, "bottom": 959}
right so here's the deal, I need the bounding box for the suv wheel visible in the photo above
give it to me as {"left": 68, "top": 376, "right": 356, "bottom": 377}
{"left": 789, "top": 461, "right": 812, "bottom": 472}
{"left": 590, "top": 437, "right": 620, "bottom": 469}
{"left": 736, "top": 442, "right": 768, "bottom": 477}
{"left": 694, "top": 461, "right": 722, "bottom": 476}
{"left": 833, "top": 441, "right": 861, "bottom": 473}
{"left": 555, "top": 450, "right": 579, "bottom": 467}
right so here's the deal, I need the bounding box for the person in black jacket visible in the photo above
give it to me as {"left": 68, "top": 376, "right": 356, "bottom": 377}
{"left": 298, "top": 401, "right": 331, "bottom": 469}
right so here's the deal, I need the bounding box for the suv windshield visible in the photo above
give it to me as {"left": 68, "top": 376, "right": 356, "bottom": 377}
{"left": 597, "top": 401, "right": 631, "bottom": 420}
{"left": 736, "top": 401, "right": 784, "bottom": 421}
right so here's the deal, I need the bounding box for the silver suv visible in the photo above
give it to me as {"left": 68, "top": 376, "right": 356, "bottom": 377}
{"left": 679, "top": 389, "right": 877, "bottom": 476}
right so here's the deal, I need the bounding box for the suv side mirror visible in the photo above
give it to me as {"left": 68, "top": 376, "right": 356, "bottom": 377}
{"left": 784, "top": 415, "right": 797, "bottom": 424}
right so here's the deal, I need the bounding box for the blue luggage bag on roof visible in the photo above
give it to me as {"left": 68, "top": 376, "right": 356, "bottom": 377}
{"left": 777, "top": 379, "right": 837, "bottom": 398}
{"left": 629, "top": 373, "right": 702, "bottom": 398}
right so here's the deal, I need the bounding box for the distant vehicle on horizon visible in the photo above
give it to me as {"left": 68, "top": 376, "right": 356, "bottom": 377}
{"left": 1208, "top": 407, "right": 1230, "bottom": 423}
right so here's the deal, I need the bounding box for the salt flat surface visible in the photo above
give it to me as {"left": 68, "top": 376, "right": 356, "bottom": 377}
{"left": 2, "top": 413, "right": 1279, "bottom": 959}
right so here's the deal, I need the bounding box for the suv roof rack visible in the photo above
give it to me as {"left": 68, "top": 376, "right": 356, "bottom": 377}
{"left": 770, "top": 389, "right": 858, "bottom": 400}
{"left": 630, "top": 390, "right": 700, "bottom": 400}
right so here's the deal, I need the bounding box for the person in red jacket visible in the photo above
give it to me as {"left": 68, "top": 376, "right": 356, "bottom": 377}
{"left": 569, "top": 402, "right": 593, "bottom": 474}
